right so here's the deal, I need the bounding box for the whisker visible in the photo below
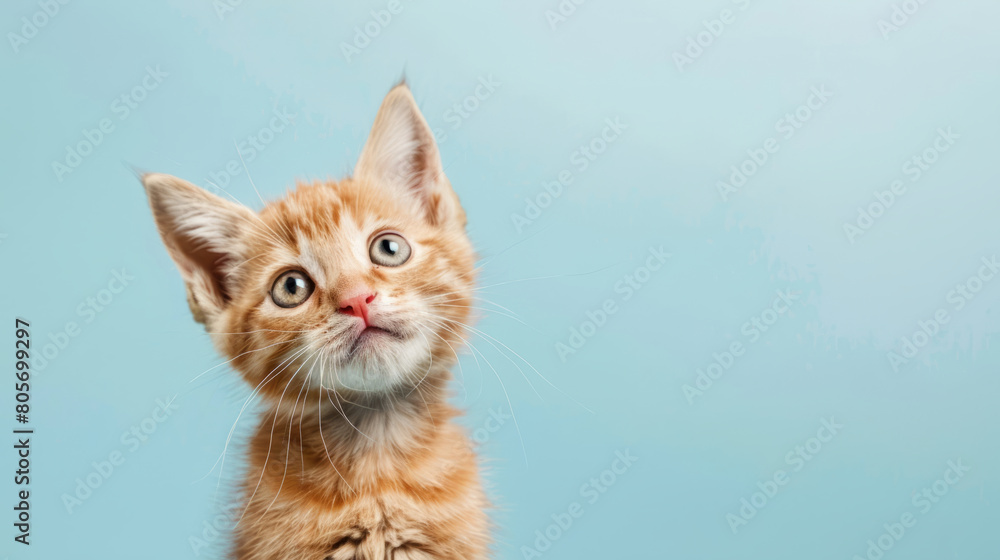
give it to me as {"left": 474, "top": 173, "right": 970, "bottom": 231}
{"left": 404, "top": 329, "right": 435, "bottom": 398}
{"left": 422, "top": 322, "right": 470, "bottom": 402}
{"left": 204, "top": 179, "right": 287, "bottom": 249}
{"left": 418, "top": 313, "right": 542, "bottom": 402}
{"left": 428, "top": 312, "right": 593, "bottom": 414}
{"left": 414, "top": 315, "right": 527, "bottom": 466}
{"left": 324, "top": 359, "right": 376, "bottom": 440}
{"left": 316, "top": 356, "right": 360, "bottom": 493}
{"left": 259, "top": 351, "right": 316, "bottom": 520}
{"left": 188, "top": 338, "right": 298, "bottom": 384}
{"left": 234, "top": 138, "right": 267, "bottom": 207}
{"left": 430, "top": 303, "right": 542, "bottom": 334}
{"left": 204, "top": 328, "right": 313, "bottom": 335}
{"left": 228, "top": 252, "right": 270, "bottom": 274}
{"left": 201, "top": 344, "right": 311, "bottom": 498}
{"left": 236, "top": 351, "right": 309, "bottom": 527}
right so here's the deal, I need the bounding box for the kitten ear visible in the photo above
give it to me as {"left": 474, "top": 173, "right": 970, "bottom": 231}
{"left": 141, "top": 173, "right": 257, "bottom": 324}
{"left": 354, "top": 83, "right": 464, "bottom": 227}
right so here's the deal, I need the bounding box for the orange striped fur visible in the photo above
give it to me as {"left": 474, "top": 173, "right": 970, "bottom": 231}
{"left": 142, "top": 84, "right": 490, "bottom": 559}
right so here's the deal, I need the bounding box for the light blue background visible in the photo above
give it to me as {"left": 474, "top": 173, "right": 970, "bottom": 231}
{"left": 2, "top": 0, "right": 999, "bottom": 558}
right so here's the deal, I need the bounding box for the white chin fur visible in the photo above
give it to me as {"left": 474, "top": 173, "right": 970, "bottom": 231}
{"left": 309, "top": 334, "right": 429, "bottom": 394}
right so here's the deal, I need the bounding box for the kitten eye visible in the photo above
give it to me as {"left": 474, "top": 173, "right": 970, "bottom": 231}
{"left": 369, "top": 232, "right": 411, "bottom": 267}
{"left": 270, "top": 270, "right": 315, "bottom": 308}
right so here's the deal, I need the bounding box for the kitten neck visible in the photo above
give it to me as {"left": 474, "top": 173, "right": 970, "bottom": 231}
{"left": 277, "top": 367, "right": 454, "bottom": 455}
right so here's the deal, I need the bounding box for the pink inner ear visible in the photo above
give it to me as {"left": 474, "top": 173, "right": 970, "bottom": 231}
{"left": 353, "top": 85, "right": 453, "bottom": 226}
{"left": 168, "top": 229, "right": 233, "bottom": 303}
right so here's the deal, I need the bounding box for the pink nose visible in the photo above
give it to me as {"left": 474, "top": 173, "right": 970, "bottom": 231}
{"left": 338, "top": 292, "right": 377, "bottom": 325}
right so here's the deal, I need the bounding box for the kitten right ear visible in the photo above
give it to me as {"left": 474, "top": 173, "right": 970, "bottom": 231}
{"left": 141, "top": 173, "right": 256, "bottom": 324}
{"left": 354, "top": 83, "right": 464, "bottom": 227}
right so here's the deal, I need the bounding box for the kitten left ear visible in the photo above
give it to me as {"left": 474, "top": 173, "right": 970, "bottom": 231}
{"left": 354, "top": 83, "right": 464, "bottom": 227}
{"left": 141, "top": 173, "right": 257, "bottom": 325}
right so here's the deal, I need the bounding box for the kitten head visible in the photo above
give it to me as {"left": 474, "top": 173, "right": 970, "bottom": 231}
{"left": 142, "top": 84, "right": 474, "bottom": 401}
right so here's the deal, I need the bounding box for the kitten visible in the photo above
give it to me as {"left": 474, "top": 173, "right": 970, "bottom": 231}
{"left": 142, "top": 83, "right": 491, "bottom": 559}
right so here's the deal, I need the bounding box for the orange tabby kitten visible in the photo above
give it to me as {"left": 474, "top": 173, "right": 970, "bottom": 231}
{"left": 142, "top": 83, "right": 491, "bottom": 559}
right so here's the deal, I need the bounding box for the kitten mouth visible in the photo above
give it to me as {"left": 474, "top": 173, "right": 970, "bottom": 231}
{"left": 359, "top": 326, "right": 396, "bottom": 339}
{"left": 345, "top": 325, "right": 403, "bottom": 357}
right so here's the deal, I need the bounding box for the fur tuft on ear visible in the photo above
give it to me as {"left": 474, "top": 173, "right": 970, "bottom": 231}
{"left": 141, "top": 173, "right": 257, "bottom": 324}
{"left": 354, "top": 84, "right": 464, "bottom": 227}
